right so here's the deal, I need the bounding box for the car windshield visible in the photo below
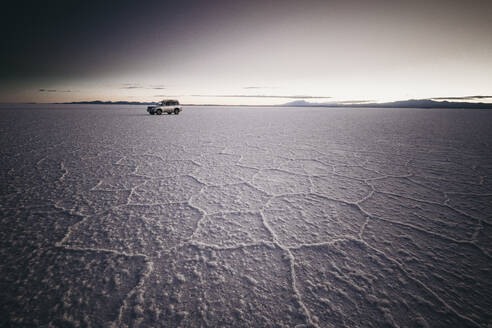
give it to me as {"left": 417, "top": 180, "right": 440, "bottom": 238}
{"left": 156, "top": 100, "right": 179, "bottom": 106}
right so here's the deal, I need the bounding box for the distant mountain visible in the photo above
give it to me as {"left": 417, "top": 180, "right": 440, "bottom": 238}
{"left": 54, "top": 99, "right": 492, "bottom": 109}
{"left": 364, "top": 99, "right": 492, "bottom": 109}
{"left": 282, "top": 100, "right": 313, "bottom": 107}
{"left": 59, "top": 100, "right": 154, "bottom": 105}
{"left": 283, "top": 99, "right": 492, "bottom": 109}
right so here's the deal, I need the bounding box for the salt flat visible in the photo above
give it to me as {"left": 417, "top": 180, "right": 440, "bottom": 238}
{"left": 1, "top": 104, "right": 491, "bottom": 327}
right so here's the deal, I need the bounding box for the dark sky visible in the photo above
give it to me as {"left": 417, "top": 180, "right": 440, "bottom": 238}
{"left": 1, "top": 0, "right": 491, "bottom": 104}
{"left": 2, "top": 1, "right": 204, "bottom": 79}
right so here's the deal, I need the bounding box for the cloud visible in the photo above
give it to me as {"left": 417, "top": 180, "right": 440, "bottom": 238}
{"left": 190, "top": 94, "right": 331, "bottom": 99}
{"left": 39, "top": 89, "right": 71, "bottom": 92}
{"left": 242, "top": 86, "right": 278, "bottom": 89}
{"left": 430, "top": 95, "right": 492, "bottom": 101}
{"left": 154, "top": 95, "right": 181, "bottom": 98}
{"left": 332, "top": 100, "right": 375, "bottom": 104}
{"left": 121, "top": 83, "right": 166, "bottom": 90}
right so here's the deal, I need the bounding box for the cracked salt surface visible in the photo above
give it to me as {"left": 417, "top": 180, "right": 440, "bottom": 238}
{"left": 1, "top": 104, "right": 492, "bottom": 327}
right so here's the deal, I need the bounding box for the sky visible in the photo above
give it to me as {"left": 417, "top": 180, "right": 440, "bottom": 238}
{"left": 1, "top": 0, "right": 491, "bottom": 105}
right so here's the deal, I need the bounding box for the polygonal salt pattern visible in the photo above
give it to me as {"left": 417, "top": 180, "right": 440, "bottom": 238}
{"left": 359, "top": 192, "right": 479, "bottom": 241}
{"left": 363, "top": 219, "right": 492, "bottom": 326}
{"left": 238, "top": 153, "right": 287, "bottom": 169}
{"left": 275, "top": 146, "right": 324, "bottom": 160}
{"left": 198, "top": 246, "right": 307, "bottom": 327}
{"left": 192, "top": 212, "right": 272, "bottom": 247}
{"left": 447, "top": 194, "right": 492, "bottom": 224}
{"left": 279, "top": 159, "right": 333, "bottom": 176}
{"left": 116, "top": 154, "right": 166, "bottom": 167}
{"left": 119, "top": 245, "right": 307, "bottom": 327}
{"left": 312, "top": 174, "right": 372, "bottom": 203}
{"left": 264, "top": 194, "right": 367, "bottom": 247}
{"left": 129, "top": 175, "right": 203, "bottom": 204}
{"left": 409, "top": 159, "right": 481, "bottom": 185}
{"left": 60, "top": 204, "right": 202, "bottom": 256}
{"left": 408, "top": 175, "right": 492, "bottom": 194}
{"left": 292, "top": 239, "right": 475, "bottom": 328}
{"left": 368, "top": 176, "right": 446, "bottom": 203}
{"left": 363, "top": 162, "right": 411, "bottom": 176}
{"left": 192, "top": 152, "right": 241, "bottom": 166}
{"left": 190, "top": 165, "right": 258, "bottom": 186}
{"left": 183, "top": 144, "right": 227, "bottom": 156}
{"left": 91, "top": 174, "right": 149, "bottom": 191}
{"left": 318, "top": 149, "right": 361, "bottom": 166}
{"left": 1, "top": 247, "right": 146, "bottom": 327}
{"left": 334, "top": 165, "right": 384, "bottom": 180}
{"left": 64, "top": 157, "right": 137, "bottom": 180}
{"left": 56, "top": 189, "right": 132, "bottom": 216}
{"left": 252, "top": 169, "right": 311, "bottom": 195}
{"left": 475, "top": 223, "right": 492, "bottom": 255}
{"left": 136, "top": 159, "right": 199, "bottom": 178}
{"left": 2, "top": 105, "right": 492, "bottom": 327}
{"left": 190, "top": 183, "right": 270, "bottom": 214}
{"left": 0, "top": 206, "right": 81, "bottom": 253}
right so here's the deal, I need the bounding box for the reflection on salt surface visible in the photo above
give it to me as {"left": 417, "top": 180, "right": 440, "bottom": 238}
{"left": 1, "top": 104, "right": 491, "bottom": 327}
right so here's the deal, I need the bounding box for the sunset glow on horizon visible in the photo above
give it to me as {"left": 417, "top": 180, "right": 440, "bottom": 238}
{"left": 1, "top": 0, "right": 491, "bottom": 105}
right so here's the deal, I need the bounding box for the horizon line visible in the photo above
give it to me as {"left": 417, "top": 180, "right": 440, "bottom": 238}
{"left": 2, "top": 98, "right": 492, "bottom": 109}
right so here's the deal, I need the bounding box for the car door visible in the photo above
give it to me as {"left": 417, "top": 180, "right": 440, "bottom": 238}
{"left": 165, "top": 101, "right": 172, "bottom": 111}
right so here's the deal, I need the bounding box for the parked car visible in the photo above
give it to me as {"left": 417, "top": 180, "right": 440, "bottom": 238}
{"left": 147, "top": 99, "right": 182, "bottom": 115}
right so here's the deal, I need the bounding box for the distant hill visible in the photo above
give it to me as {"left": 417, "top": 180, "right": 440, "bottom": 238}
{"left": 59, "top": 100, "right": 154, "bottom": 105}
{"left": 364, "top": 99, "right": 492, "bottom": 109}
{"left": 54, "top": 99, "right": 492, "bottom": 109}
{"left": 283, "top": 99, "right": 492, "bottom": 109}
{"left": 282, "top": 100, "right": 313, "bottom": 107}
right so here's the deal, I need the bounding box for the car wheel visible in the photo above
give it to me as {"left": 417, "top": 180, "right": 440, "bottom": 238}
{"left": 149, "top": 111, "right": 155, "bottom": 115}
{"left": 174, "top": 108, "right": 180, "bottom": 115}
{"left": 156, "top": 109, "right": 162, "bottom": 115}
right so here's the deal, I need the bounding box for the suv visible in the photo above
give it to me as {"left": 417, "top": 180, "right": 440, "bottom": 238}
{"left": 147, "top": 99, "right": 182, "bottom": 115}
